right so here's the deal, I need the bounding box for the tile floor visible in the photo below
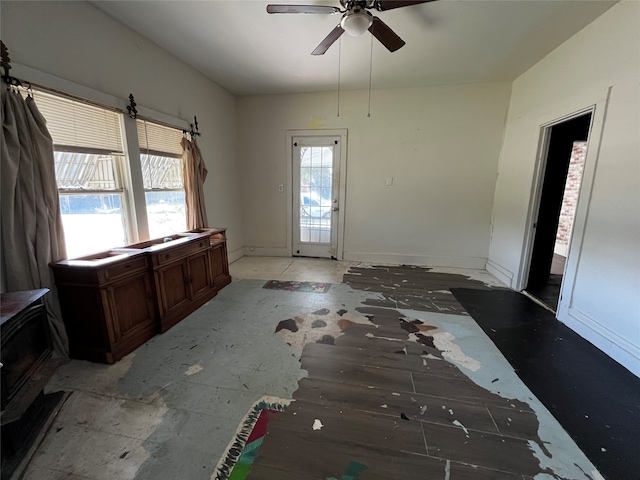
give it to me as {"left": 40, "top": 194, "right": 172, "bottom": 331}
{"left": 228, "top": 256, "right": 359, "bottom": 283}
{"left": 21, "top": 257, "right": 602, "bottom": 480}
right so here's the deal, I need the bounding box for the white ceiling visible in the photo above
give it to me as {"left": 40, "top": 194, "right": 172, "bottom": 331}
{"left": 92, "top": 0, "right": 617, "bottom": 97}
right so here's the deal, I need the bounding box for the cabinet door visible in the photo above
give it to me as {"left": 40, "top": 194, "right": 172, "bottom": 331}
{"left": 107, "top": 272, "right": 157, "bottom": 360}
{"left": 210, "top": 244, "right": 228, "bottom": 283}
{"left": 156, "top": 261, "right": 189, "bottom": 317}
{"left": 187, "top": 250, "right": 212, "bottom": 299}
{"left": 107, "top": 272, "right": 155, "bottom": 334}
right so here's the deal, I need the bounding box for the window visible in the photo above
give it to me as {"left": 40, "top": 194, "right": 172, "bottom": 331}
{"left": 136, "top": 119, "right": 187, "bottom": 238}
{"left": 34, "top": 89, "right": 129, "bottom": 257}
{"left": 33, "top": 88, "right": 189, "bottom": 259}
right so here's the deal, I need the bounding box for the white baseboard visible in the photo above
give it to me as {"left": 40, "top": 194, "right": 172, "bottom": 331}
{"left": 559, "top": 307, "right": 640, "bottom": 378}
{"left": 242, "top": 246, "right": 291, "bottom": 257}
{"left": 485, "top": 259, "right": 514, "bottom": 287}
{"left": 238, "top": 248, "right": 487, "bottom": 269}
{"left": 343, "top": 252, "right": 487, "bottom": 269}
{"left": 227, "top": 246, "right": 244, "bottom": 264}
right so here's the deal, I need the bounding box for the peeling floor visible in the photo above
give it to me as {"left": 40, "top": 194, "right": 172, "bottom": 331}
{"left": 23, "top": 257, "right": 604, "bottom": 479}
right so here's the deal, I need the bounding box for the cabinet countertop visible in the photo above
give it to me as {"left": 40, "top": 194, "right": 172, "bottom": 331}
{"left": 51, "top": 227, "right": 227, "bottom": 269}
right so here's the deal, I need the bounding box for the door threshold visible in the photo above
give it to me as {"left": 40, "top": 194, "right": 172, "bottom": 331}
{"left": 522, "top": 290, "right": 557, "bottom": 314}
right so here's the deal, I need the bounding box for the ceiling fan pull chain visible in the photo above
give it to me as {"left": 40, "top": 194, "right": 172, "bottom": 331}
{"left": 337, "top": 36, "right": 342, "bottom": 118}
{"left": 367, "top": 32, "right": 373, "bottom": 118}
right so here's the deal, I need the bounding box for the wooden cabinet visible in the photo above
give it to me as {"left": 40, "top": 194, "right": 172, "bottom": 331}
{"left": 52, "top": 254, "right": 157, "bottom": 363}
{"left": 51, "top": 228, "right": 231, "bottom": 363}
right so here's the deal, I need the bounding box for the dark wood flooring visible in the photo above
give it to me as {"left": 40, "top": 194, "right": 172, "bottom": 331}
{"left": 344, "top": 266, "right": 490, "bottom": 316}
{"left": 248, "top": 267, "right": 572, "bottom": 479}
{"left": 451, "top": 287, "right": 640, "bottom": 480}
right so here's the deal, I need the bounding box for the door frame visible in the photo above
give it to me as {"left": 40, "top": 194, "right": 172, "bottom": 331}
{"left": 524, "top": 112, "right": 592, "bottom": 294}
{"left": 286, "top": 129, "right": 348, "bottom": 259}
{"left": 517, "top": 87, "right": 611, "bottom": 319}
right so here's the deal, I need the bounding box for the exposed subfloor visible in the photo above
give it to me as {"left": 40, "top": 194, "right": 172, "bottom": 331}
{"left": 20, "top": 257, "right": 617, "bottom": 479}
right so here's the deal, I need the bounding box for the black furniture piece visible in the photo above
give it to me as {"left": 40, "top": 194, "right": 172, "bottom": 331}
{"left": 1, "top": 289, "right": 66, "bottom": 480}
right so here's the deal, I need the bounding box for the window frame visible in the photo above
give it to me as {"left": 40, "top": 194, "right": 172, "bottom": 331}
{"left": 54, "top": 150, "right": 133, "bottom": 253}
{"left": 140, "top": 152, "right": 188, "bottom": 239}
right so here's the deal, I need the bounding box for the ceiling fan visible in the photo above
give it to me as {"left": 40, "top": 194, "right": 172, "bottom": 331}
{"left": 266, "top": 0, "right": 437, "bottom": 55}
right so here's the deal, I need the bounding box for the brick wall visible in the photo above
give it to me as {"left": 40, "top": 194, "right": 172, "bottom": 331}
{"left": 555, "top": 142, "right": 587, "bottom": 254}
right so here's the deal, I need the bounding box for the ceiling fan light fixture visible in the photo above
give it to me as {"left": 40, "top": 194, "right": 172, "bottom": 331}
{"left": 340, "top": 10, "right": 373, "bottom": 36}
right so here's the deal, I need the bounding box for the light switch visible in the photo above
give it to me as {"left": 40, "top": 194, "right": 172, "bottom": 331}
{"left": 386, "top": 177, "right": 393, "bottom": 186}
{"left": 278, "top": 184, "right": 284, "bottom": 192}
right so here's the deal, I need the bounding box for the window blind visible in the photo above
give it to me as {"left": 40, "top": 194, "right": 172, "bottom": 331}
{"left": 136, "top": 119, "right": 184, "bottom": 158}
{"left": 33, "top": 89, "right": 124, "bottom": 155}
{"left": 141, "top": 156, "right": 183, "bottom": 190}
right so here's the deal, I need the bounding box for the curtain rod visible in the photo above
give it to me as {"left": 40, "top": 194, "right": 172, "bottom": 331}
{"left": 184, "top": 116, "right": 201, "bottom": 138}
{"left": 128, "top": 91, "right": 200, "bottom": 138}
{"left": 1, "top": 40, "right": 32, "bottom": 90}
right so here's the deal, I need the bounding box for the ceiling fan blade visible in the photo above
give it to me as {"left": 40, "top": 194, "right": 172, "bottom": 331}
{"left": 311, "top": 24, "right": 345, "bottom": 55}
{"left": 266, "top": 4, "right": 341, "bottom": 14}
{"left": 369, "top": 16, "right": 405, "bottom": 52}
{"left": 374, "top": 0, "right": 436, "bottom": 11}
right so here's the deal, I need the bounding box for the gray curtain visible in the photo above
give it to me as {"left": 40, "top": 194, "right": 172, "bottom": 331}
{"left": 1, "top": 87, "right": 69, "bottom": 357}
{"left": 181, "top": 136, "right": 209, "bottom": 229}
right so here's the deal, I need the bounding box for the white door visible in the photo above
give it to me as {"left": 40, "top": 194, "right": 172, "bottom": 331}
{"left": 292, "top": 136, "right": 340, "bottom": 258}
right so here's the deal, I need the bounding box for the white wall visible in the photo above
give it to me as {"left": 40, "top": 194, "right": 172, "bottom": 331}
{"left": 0, "top": 1, "right": 244, "bottom": 260}
{"left": 488, "top": 2, "right": 640, "bottom": 376}
{"left": 238, "top": 83, "right": 511, "bottom": 268}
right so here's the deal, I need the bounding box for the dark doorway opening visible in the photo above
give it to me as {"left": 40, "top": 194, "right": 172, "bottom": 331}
{"left": 526, "top": 113, "right": 592, "bottom": 310}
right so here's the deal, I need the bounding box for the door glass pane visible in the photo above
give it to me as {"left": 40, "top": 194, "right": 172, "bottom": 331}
{"left": 299, "top": 146, "right": 332, "bottom": 244}
{"left": 59, "top": 193, "right": 127, "bottom": 257}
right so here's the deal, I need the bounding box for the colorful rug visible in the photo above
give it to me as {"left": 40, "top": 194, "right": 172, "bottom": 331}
{"left": 263, "top": 280, "right": 331, "bottom": 293}
{"left": 214, "top": 396, "right": 289, "bottom": 480}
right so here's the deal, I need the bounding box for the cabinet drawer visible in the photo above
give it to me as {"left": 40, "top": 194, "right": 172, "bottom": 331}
{"left": 156, "top": 239, "right": 208, "bottom": 266}
{"left": 104, "top": 256, "right": 148, "bottom": 282}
